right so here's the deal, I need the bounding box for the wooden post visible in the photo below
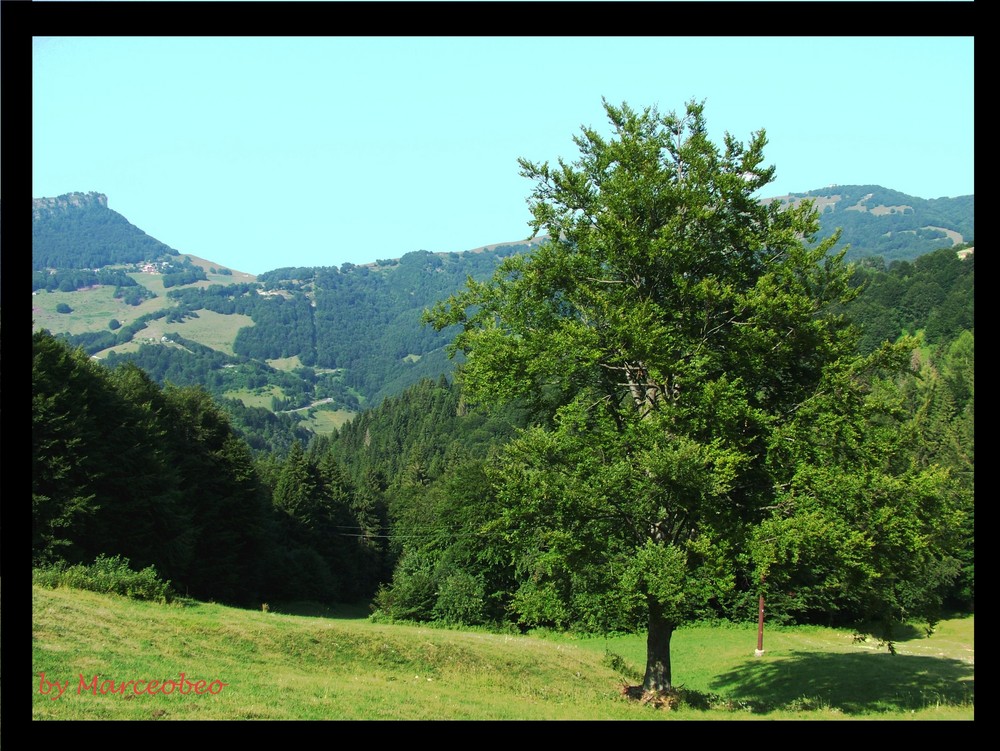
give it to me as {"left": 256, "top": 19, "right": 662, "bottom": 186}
{"left": 755, "top": 591, "right": 765, "bottom": 657}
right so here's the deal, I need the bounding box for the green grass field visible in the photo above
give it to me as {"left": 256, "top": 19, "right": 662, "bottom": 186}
{"left": 32, "top": 585, "right": 973, "bottom": 720}
{"left": 32, "top": 286, "right": 147, "bottom": 337}
{"left": 32, "top": 272, "right": 256, "bottom": 360}
{"left": 223, "top": 385, "right": 286, "bottom": 410}
{"left": 300, "top": 407, "right": 357, "bottom": 434}
{"left": 266, "top": 355, "right": 304, "bottom": 371}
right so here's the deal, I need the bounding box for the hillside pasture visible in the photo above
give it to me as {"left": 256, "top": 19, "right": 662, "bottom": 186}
{"left": 156, "top": 310, "right": 253, "bottom": 355}
{"left": 126, "top": 268, "right": 254, "bottom": 297}
{"left": 32, "top": 285, "right": 152, "bottom": 337}
{"left": 89, "top": 312, "right": 254, "bottom": 360}
{"left": 266, "top": 355, "right": 303, "bottom": 372}
{"left": 32, "top": 276, "right": 254, "bottom": 358}
{"left": 223, "top": 385, "right": 286, "bottom": 410}
{"left": 32, "top": 585, "right": 973, "bottom": 720}
{"left": 299, "top": 407, "right": 357, "bottom": 434}
{"left": 181, "top": 254, "right": 257, "bottom": 282}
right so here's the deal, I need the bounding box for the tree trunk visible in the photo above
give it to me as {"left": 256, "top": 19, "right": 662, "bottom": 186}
{"left": 642, "top": 595, "right": 675, "bottom": 692}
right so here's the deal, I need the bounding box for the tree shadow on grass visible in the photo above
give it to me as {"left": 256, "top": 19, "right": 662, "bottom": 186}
{"left": 708, "top": 651, "right": 974, "bottom": 715}
{"left": 857, "top": 621, "right": 927, "bottom": 641}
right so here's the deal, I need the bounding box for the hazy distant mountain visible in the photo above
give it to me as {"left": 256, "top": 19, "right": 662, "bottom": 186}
{"left": 765, "top": 184, "right": 973, "bottom": 263}
{"left": 32, "top": 185, "right": 973, "bottom": 276}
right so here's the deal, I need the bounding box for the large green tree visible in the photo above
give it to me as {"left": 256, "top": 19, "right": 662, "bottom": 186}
{"left": 426, "top": 99, "right": 952, "bottom": 694}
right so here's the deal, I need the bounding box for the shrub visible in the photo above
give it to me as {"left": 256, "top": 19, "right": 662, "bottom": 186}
{"left": 433, "top": 571, "right": 487, "bottom": 625}
{"left": 32, "top": 555, "right": 176, "bottom": 603}
{"left": 370, "top": 552, "right": 438, "bottom": 622}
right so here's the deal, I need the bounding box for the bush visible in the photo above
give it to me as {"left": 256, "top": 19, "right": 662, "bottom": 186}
{"left": 433, "top": 571, "right": 487, "bottom": 625}
{"left": 32, "top": 555, "right": 176, "bottom": 603}
{"left": 56, "top": 302, "right": 73, "bottom": 314}
{"left": 370, "top": 553, "right": 438, "bottom": 622}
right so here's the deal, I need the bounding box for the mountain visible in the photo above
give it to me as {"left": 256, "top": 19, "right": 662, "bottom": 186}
{"left": 33, "top": 192, "right": 183, "bottom": 270}
{"left": 31, "top": 192, "right": 548, "bottom": 446}
{"left": 30, "top": 186, "right": 973, "bottom": 447}
{"left": 764, "top": 185, "right": 973, "bottom": 263}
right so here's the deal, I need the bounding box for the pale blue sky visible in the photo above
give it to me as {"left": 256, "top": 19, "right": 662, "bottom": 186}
{"left": 33, "top": 36, "right": 974, "bottom": 275}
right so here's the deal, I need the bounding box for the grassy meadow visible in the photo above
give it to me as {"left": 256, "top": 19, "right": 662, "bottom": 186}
{"left": 32, "top": 585, "right": 973, "bottom": 720}
{"left": 32, "top": 285, "right": 149, "bottom": 337}
{"left": 299, "top": 406, "right": 358, "bottom": 434}
{"left": 31, "top": 263, "right": 257, "bottom": 357}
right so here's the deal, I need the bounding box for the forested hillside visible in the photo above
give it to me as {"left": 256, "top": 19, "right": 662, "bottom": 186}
{"left": 32, "top": 185, "right": 972, "bottom": 442}
{"left": 773, "top": 185, "right": 973, "bottom": 264}
{"left": 35, "top": 229, "right": 543, "bottom": 435}
{"left": 32, "top": 332, "right": 524, "bottom": 606}
{"left": 32, "top": 209, "right": 975, "bottom": 625}
{"left": 332, "top": 242, "right": 975, "bottom": 623}
{"left": 847, "top": 244, "right": 975, "bottom": 353}
{"left": 33, "top": 192, "right": 182, "bottom": 270}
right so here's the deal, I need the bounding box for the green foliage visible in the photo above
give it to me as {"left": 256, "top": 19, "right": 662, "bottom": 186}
{"left": 33, "top": 330, "right": 275, "bottom": 604}
{"left": 32, "top": 555, "right": 176, "bottom": 603}
{"left": 32, "top": 326, "right": 395, "bottom": 607}
{"left": 33, "top": 267, "right": 146, "bottom": 294}
{"left": 55, "top": 302, "right": 72, "bottom": 314}
{"left": 373, "top": 562, "right": 492, "bottom": 627}
{"left": 31, "top": 108, "right": 972, "bottom": 656}
{"left": 115, "top": 283, "right": 155, "bottom": 306}
{"left": 845, "top": 246, "right": 973, "bottom": 354}
{"left": 261, "top": 440, "right": 388, "bottom": 603}
{"left": 904, "top": 332, "right": 974, "bottom": 610}
{"left": 33, "top": 330, "right": 112, "bottom": 562}
{"left": 751, "top": 339, "right": 970, "bottom": 631}
{"left": 371, "top": 552, "right": 439, "bottom": 622}
{"left": 423, "top": 98, "right": 961, "bottom": 692}
{"left": 366, "top": 449, "right": 517, "bottom": 627}
{"left": 233, "top": 291, "right": 316, "bottom": 361}
{"left": 324, "top": 376, "right": 520, "bottom": 490}
{"left": 510, "top": 579, "right": 573, "bottom": 630}
{"left": 433, "top": 571, "right": 488, "bottom": 625}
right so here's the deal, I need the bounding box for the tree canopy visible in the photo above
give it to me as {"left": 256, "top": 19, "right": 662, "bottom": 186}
{"left": 426, "top": 99, "right": 962, "bottom": 694}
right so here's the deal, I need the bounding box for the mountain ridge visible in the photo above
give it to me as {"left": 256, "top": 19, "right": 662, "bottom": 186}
{"left": 30, "top": 184, "right": 974, "bottom": 443}
{"left": 32, "top": 184, "right": 974, "bottom": 276}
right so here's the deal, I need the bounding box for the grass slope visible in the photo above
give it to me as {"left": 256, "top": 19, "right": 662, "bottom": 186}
{"left": 31, "top": 264, "right": 257, "bottom": 355}
{"left": 32, "top": 285, "right": 141, "bottom": 337}
{"left": 32, "top": 586, "right": 973, "bottom": 720}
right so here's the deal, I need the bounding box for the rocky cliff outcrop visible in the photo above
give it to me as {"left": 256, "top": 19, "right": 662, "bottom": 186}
{"left": 33, "top": 191, "right": 109, "bottom": 220}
